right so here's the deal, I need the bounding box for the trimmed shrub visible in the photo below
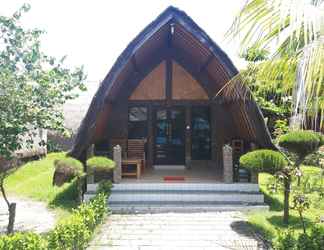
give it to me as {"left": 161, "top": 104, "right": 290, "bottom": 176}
{"left": 239, "top": 149, "right": 287, "bottom": 174}
{"left": 0, "top": 232, "right": 46, "bottom": 250}
{"left": 89, "top": 192, "right": 108, "bottom": 224}
{"left": 274, "top": 226, "right": 324, "bottom": 250}
{"left": 48, "top": 192, "right": 107, "bottom": 250}
{"left": 278, "top": 130, "right": 322, "bottom": 159}
{"left": 86, "top": 156, "right": 115, "bottom": 174}
{"left": 53, "top": 157, "right": 84, "bottom": 186}
{"left": 47, "top": 215, "right": 91, "bottom": 250}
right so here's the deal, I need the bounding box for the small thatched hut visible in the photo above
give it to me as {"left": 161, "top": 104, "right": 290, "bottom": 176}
{"left": 70, "top": 6, "right": 274, "bottom": 181}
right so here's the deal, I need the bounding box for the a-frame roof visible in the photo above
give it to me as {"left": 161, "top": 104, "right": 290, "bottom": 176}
{"left": 70, "top": 6, "right": 274, "bottom": 159}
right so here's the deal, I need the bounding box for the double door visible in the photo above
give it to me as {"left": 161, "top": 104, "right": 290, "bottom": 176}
{"left": 154, "top": 107, "right": 185, "bottom": 165}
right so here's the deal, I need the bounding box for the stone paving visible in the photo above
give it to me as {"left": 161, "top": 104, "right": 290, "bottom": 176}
{"left": 88, "top": 212, "right": 264, "bottom": 250}
{"left": 0, "top": 197, "right": 56, "bottom": 233}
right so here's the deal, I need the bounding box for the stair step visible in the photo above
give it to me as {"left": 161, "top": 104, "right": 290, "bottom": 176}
{"left": 87, "top": 183, "right": 261, "bottom": 193}
{"left": 84, "top": 182, "right": 267, "bottom": 212}
{"left": 108, "top": 204, "right": 269, "bottom": 213}
{"left": 108, "top": 193, "right": 264, "bottom": 203}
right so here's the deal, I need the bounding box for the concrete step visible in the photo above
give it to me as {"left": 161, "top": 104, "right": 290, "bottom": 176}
{"left": 108, "top": 193, "right": 264, "bottom": 203}
{"left": 108, "top": 204, "right": 269, "bottom": 213}
{"left": 84, "top": 183, "right": 267, "bottom": 212}
{"left": 87, "top": 183, "right": 261, "bottom": 193}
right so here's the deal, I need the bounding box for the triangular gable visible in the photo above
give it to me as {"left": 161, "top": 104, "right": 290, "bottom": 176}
{"left": 129, "top": 61, "right": 166, "bottom": 100}
{"left": 172, "top": 61, "right": 208, "bottom": 100}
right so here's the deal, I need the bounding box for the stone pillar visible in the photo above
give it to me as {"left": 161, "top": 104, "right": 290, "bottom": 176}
{"left": 86, "top": 144, "right": 95, "bottom": 184}
{"left": 113, "top": 145, "right": 122, "bottom": 183}
{"left": 250, "top": 172, "right": 258, "bottom": 183}
{"left": 223, "top": 144, "right": 233, "bottom": 183}
{"left": 87, "top": 173, "right": 94, "bottom": 184}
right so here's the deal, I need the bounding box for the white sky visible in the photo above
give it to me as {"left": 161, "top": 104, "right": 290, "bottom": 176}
{"left": 0, "top": 0, "right": 247, "bottom": 85}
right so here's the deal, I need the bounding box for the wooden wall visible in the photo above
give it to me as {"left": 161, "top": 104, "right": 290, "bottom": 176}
{"left": 172, "top": 62, "right": 209, "bottom": 100}
{"left": 129, "top": 61, "right": 166, "bottom": 100}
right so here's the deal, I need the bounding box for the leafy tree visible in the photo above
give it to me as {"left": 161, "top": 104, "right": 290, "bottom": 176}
{"left": 0, "top": 4, "right": 86, "bottom": 233}
{"left": 239, "top": 46, "right": 292, "bottom": 138}
{"left": 227, "top": 0, "right": 324, "bottom": 130}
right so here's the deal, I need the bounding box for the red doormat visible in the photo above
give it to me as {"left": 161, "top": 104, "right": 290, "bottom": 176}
{"left": 164, "top": 176, "right": 185, "bottom": 181}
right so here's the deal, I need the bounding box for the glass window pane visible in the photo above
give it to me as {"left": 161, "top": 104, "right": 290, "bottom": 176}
{"left": 157, "top": 109, "right": 167, "bottom": 120}
{"left": 128, "top": 107, "right": 147, "bottom": 139}
{"left": 191, "top": 107, "right": 211, "bottom": 160}
{"left": 129, "top": 107, "right": 147, "bottom": 121}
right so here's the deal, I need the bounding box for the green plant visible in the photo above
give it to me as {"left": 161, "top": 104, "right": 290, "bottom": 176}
{"left": 240, "top": 149, "right": 296, "bottom": 225}
{"left": 291, "top": 194, "right": 310, "bottom": 234}
{"left": 0, "top": 232, "right": 46, "bottom": 250}
{"left": 47, "top": 139, "right": 64, "bottom": 153}
{"left": 48, "top": 192, "right": 107, "bottom": 250}
{"left": 279, "top": 131, "right": 322, "bottom": 161}
{"left": 274, "top": 225, "right": 324, "bottom": 250}
{"left": 47, "top": 215, "right": 91, "bottom": 250}
{"left": 273, "top": 119, "right": 289, "bottom": 140}
{"left": 86, "top": 156, "right": 115, "bottom": 174}
{"left": 97, "top": 180, "right": 113, "bottom": 195}
{"left": 73, "top": 203, "right": 97, "bottom": 231}
{"left": 239, "top": 149, "right": 287, "bottom": 174}
{"left": 89, "top": 193, "right": 108, "bottom": 224}
{"left": 53, "top": 157, "right": 84, "bottom": 204}
{"left": 228, "top": 0, "right": 324, "bottom": 127}
{"left": 279, "top": 130, "right": 323, "bottom": 187}
{"left": 0, "top": 4, "right": 85, "bottom": 234}
{"left": 275, "top": 229, "right": 296, "bottom": 250}
{"left": 54, "top": 157, "right": 84, "bottom": 177}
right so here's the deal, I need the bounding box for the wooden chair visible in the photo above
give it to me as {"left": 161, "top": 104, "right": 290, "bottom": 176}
{"left": 110, "top": 138, "right": 145, "bottom": 179}
{"left": 127, "top": 139, "right": 146, "bottom": 173}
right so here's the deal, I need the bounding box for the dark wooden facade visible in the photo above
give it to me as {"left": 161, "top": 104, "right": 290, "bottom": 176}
{"left": 70, "top": 6, "right": 274, "bottom": 171}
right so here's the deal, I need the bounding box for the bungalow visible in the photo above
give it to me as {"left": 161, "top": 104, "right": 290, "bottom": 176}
{"left": 70, "top": 6, "right": 273, "bottom": 186}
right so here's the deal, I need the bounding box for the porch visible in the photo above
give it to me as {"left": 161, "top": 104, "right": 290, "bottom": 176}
{"left": 121, "top": 164, "right": 223, "bottom": 183}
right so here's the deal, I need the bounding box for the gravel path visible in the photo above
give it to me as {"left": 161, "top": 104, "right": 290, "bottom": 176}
{"left": 0, "top": 196, "right": 56, "bottom": 234}
{"left": 88, "top": 212, "right": 264, "bottom": 250}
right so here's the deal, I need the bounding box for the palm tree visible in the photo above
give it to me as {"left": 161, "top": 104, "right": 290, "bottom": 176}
{"left": 225, "top": 0, "right": 324, "bottom": 130}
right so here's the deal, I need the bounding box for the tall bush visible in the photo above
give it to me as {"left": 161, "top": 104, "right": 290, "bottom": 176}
{"left": 240, "top": 149, "right": 292, "bottom": 224}
{"left": 279, "top": 130, "right": 323, "bottom": 186}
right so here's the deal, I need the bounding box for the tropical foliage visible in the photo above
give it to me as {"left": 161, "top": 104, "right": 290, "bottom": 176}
{"left": 227, "top": 0, "right": 324, "bottom": 129}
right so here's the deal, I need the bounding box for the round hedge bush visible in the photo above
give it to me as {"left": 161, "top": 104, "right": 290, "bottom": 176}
{"left": 53, "top": 157, "right": 84, "bottom": 186}
{"left": 278, "top": 130, "right": 322, "bottom": 158}
{"left": 239, "top": 149, "right": 287, "bottom": 174}
{"left": 86, "top": 156, "right": 115, "bottom": 174}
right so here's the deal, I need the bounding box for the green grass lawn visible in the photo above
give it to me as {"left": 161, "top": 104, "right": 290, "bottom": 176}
{"left": 247, "top": 166, "right": 324, "bottom": 241}
{"left": 4, "top": 152, "right": 79, "bottom": 221}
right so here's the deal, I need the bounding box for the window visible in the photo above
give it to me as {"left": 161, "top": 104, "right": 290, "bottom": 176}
{"left": 191, "top": 107, "right": 211, "bottom": 160}
{"left": 128, "top": 107, "right": 148, "bottom": 139}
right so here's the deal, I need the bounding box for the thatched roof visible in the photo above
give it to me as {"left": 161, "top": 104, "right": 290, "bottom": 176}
{"left": 69, "top": 6, "right": 274, "bottom": 159}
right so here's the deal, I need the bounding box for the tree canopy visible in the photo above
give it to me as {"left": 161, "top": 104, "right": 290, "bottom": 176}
{"left": 0, "top": 4, "right": 86, "bottom": 159}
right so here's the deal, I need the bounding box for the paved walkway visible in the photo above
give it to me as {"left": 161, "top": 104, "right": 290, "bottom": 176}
{"left": 0, "top": 196, "right": 56, "bottom": 233}
{"left": 88, "top": 212, "right": 264, "bottom": 250}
